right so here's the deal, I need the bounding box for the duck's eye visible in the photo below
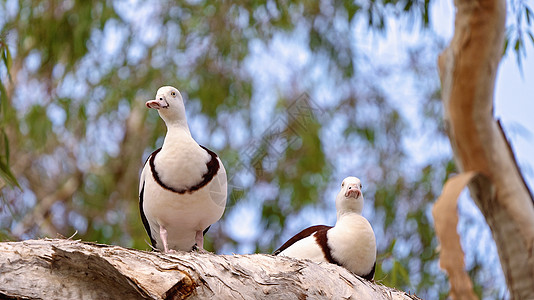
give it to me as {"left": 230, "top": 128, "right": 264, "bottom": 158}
{"left": 341, "top": 182, "right": 345, "bottom": 187}
{"left": 360, "top": 184, "right": 363, "bottom": 189}
{"left": 171, "top": 91, "right": 176, "bottom": 96}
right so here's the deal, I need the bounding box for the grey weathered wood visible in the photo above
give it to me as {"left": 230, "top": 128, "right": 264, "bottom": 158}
{"left": 0, "top": 239, "right": 420, "bottom": 300}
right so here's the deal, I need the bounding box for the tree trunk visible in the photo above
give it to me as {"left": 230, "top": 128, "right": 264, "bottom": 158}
{"left": 0, "top": 239, "right": 419, "bottom": 300}
{"left": 438, "top": 0, "right": 534, "bottom": 298}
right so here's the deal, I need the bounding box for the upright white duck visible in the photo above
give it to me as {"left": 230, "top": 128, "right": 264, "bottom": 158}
{"left": 139, "top": 86, "right": 227, "bottom": 252}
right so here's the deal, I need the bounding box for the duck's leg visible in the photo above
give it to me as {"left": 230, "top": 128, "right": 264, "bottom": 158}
{"left": 159, "top": 225, "right": 175, "bottom": 253}
{"left": 195, "top": 230, "right": 204, "bottom": 249}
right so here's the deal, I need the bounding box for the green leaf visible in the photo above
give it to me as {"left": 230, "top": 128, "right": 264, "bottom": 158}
{"left": 25, "top": 105, "right": 54, "bottom": 150}
{"left": 344, "top": 0, "right": 360, "bottom": 23}
{"left": 2, "top": 47, "right": 12, "bottom": 82}
{"left": 513, "top": 38, "right": 524, "bottom": 68}
{"left": 391, "top": 260, "right": 411, "bottom": 287}
{"left": 528, "top": 31, "right": 534, "bottom": 46}
{"left": 514, "top": 37, "right": 522, "bottom": 52}
{"left": 0, "top": 66, "right": 19, "bottom": 188}
{"left": 2, "top": 128, "right": 9, "bottom": 163}
{"left": 0, "top": 81, "right": 6, "bottom": 120}
{"left": 526, "top": 6, "right": 532, "bottom": 25}
{"left": 0, "top": 160, "right": 19, "bottom": 188}
{"left": 503, "top": 33, "right": 509, "bottom": 55}
{"left": 0, "top": 129, "right": 19, "bottom": 188}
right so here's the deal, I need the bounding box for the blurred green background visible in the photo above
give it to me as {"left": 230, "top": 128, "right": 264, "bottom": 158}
{"left": 1, "top": 0, "right": 533, "bottom": 298}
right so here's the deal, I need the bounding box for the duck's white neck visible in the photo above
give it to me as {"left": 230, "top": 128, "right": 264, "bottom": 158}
{"left": 336, "top": 210, "right": 362, "bottom": 222}
{"left": 161, "top": 122, "right": 193, "bottom": 150}
{"left": 166, "top": 120, "right": 191, "bottom": 134}
{"left": 335, "top": 196, "right": 363, "bottom": 219}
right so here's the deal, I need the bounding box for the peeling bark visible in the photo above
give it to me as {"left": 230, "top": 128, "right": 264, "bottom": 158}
{"left": 438, "top": 0, "right": 534, "bottom": 298}
{"left": 433, "top": 172, "right": 481, "bottom": 300}
{"left": 0, "top": 239, "right": 420, "bottom": 300}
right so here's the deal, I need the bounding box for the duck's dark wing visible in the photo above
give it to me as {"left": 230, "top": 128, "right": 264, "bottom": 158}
{"left": 273, "top": 225, "right": 332, "bottom": 255}
{"left": 139, "top": 149, "right": 160, "bottom": 248}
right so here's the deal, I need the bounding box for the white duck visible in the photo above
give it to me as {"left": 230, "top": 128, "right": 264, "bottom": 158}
{"left": 139, "top": 86, "right": 227, "bottom": 252}
{"left": 274, "top": 177, "right": 376, "bottom": 280}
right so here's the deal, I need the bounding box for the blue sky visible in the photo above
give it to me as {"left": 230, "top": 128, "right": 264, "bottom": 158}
{"left": 496, "top": 46, "right": 534, "bottom": 188}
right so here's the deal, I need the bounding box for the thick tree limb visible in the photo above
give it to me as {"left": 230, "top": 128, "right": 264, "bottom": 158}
{"left": 0, "top": 239, "right": 420, "bottom": 300}
{"left": 438, "top": 0, "right": 534, "bottom": 298}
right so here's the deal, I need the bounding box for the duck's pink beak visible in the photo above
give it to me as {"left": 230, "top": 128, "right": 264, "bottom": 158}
{"left": 146, "top": 96, "right": 169, "bottom": 109}
{"left": 345, "top": 184, "right": 361, "bottom": 198}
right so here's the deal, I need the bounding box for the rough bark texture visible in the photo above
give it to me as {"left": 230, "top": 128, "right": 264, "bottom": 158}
{"left": 438, "top": 0, "right": 534, "bottom": 298}
{"left": 0, "top": 239, "right": 420, "bottom": 300}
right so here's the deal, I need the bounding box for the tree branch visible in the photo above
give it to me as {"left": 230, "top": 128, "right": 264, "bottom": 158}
{"left": 438, "top": 0, "right": 534, "bottom": 297}
{"left": 0, "top": 239, "right": 420, "bottom": 300}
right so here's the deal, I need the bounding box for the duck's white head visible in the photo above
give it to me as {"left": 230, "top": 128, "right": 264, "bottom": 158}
{"left": 146, "top": 86, "right": 187, "bottom": 127}
{"left": 335, "top": 176, "right": 364, "bottom": 217}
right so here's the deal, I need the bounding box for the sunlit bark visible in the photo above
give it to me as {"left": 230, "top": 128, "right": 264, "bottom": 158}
{"left": 438, "top": 0, "right": 534, "bottom": 297}
{"left": 0, "top": 239, "right": 420, "bottom": 300}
